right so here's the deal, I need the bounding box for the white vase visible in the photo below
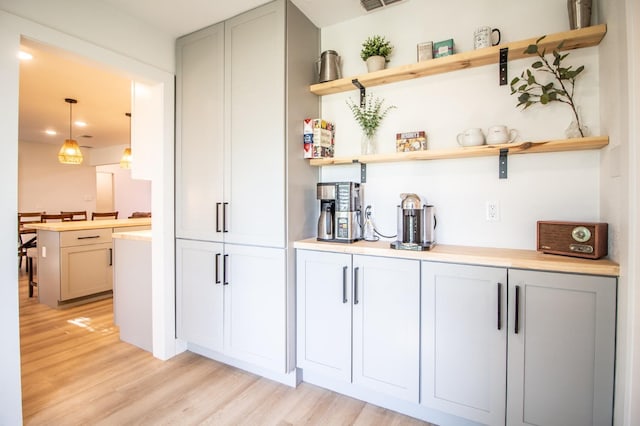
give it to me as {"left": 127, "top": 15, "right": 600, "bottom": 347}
{"left": 366, "top": 56, "right": 386, "bottom": 72}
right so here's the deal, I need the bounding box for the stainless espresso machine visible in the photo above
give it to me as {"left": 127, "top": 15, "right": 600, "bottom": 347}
{"left": 317, "top": 182, "right": 362, "bottom": 243}
{"left": 390, "top": 193, "right": 436, "bottom": 251}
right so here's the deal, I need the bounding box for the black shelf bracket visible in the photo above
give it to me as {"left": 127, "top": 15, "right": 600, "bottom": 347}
{"left": 499, "top": 148, "right": 509, "bottom": 179}
{"left": 352, "top": 79, "right": 366, "bottom": 107}
{"left": 499, "top": 47, "right": 509, "bottom": 86}
{"left": 352, "top": 159, "right": 367, "bottom": 183}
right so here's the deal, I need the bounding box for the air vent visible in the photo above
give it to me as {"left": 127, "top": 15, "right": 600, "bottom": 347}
{"left": 360, "top": 0, "right": 404, "bottom": 12}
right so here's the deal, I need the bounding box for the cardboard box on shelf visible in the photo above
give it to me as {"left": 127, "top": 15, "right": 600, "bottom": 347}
{"left": 396, "top": 131, "right": 428, "bottom": 152}
{"left": 303, "top": 118, "right": 335, "bottom": 158}
{"left": 433, "top": 39, "right": 454, "bottom": 58}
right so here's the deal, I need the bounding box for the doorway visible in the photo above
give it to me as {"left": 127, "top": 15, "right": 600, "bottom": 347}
{"left": 96, "top": 171, "right": 115, "bottom": 213}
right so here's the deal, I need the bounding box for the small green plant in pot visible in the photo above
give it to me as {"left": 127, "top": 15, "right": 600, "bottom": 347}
{"left": 360, "top": 35, "right": 393, "bottom": 72}
{"left": 347, "top": 94, "right": 396, "bottom": 154}
{"left": 510, "top": 36, "right": 588, "bottom": 138}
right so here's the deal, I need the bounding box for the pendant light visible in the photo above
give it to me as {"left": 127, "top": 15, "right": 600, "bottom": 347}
{"left": 57, "top": 98, "right": 83, "bottom": 164}
{"left": 120, "top": 112, "right": 132, "bottom": 169}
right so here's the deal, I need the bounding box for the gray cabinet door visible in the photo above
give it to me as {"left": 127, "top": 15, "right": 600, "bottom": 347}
{"left": 507, "top": 269, "right": 616, "bottom": 426}
{"left": 421, "top": 262, "right": 507, "bottom": 425}
{"left": 175, "top": 23, "right": 225, "bottom": 241}
{"left": 224, "top": 1, "right": 285, "bottom": 248}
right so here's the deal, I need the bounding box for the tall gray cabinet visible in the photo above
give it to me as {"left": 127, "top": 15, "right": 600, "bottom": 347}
{"left": 175, "top": 0, "right": 319, "bottom": 385}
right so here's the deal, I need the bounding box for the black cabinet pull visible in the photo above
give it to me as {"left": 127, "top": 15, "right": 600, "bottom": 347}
{"left": 77, "top": 235, "right": 100, "bottom": 240}
{"left": 223, "top": 254, "right": 229, "bottom": 285}
{"left": 216, "top": 202, "right": 222, "bottom": 232}
{"left": 342, "top": 266, "right": 348, "bottom": 303}
{"left": 215, "top": 253, "right": 221, "bottom": 284}
{"left": 515, "top": 285, "right": 521, "bottom": 334}
{"left": 223, "top": 202, "right": 229, "bottom": 233}
{"left": 354, "top": 267, "right": 359, "bottom": 305}
{"left": 108, "top": 248, "right": 112, "bottom": 266}
{"left": 497, "top": 283, "right": 502, "bottom": 330}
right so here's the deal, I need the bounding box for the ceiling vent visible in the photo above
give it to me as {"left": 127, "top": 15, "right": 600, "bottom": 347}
{"left": 360, "top": 0, "right": 405, "bottom": 12}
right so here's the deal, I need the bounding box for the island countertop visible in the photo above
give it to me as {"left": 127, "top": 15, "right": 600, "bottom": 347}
{"left": 112, "top": 229, "right": 152, "bottom": 242}
{"left": 24, "top": 218, "right": 151, "bottom": 232}
{"left": 294, "top": 238, "right": 620, "bottom": 277}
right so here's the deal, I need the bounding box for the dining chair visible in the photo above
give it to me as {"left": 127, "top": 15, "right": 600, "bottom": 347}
{"left": 128, "top": 211, "right": 151, "bottom": 218}
{"left": 61, "top": 210, "right": 87, "bottom": 221}
{"left": 92, "top": 211, "right": 119, "bottom": 220}
{"left": 42, "top": 213, "right": 73, "bottom": 222}
{"left": 18, "top": 212, "right": 44, "bottom": 270}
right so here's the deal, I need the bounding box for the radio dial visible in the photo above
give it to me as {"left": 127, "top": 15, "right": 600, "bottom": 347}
{"left": 571, "top": 226, "right": 591, "bottom": 243}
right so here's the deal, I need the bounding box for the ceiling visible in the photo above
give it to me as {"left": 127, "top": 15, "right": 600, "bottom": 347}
{"left": 18, "top": 0, "right": 384, "bottom": 151}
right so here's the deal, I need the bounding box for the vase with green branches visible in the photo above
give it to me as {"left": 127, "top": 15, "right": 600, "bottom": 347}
{"left": 347, "top": 94, "right": 396, "bottom": 154}
{"left": 509, "top": 36, "right": 588, "bottom": 138}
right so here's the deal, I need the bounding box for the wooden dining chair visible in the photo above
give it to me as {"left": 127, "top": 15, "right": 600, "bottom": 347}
{"left": 41, "top": 213, "right": 73, "bottom": 222}
{"left": 61, "top": 210, "right": 87, "bottom": 221}
{"left": 128, "top": 211, "right": 151, "bottom": 218}
{"left": 18, "top": 212, "right": 44, "bottom": 270}
{"left": 92, "top": 211, "right": 119, "bottom": 220}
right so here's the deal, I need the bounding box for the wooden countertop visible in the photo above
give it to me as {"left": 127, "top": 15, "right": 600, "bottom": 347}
{"left": 294, "top": 238, "right": 619, "bottom": 277}
{"left": 112, "top": 230, "right": 152, "bottom": 242}
{"left": 25, "top": 218, "right": 151, "bottom": 232}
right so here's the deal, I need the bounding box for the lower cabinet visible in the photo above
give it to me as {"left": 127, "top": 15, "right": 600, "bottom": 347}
{"left": 421, "top": 262, "right": 508, "bottom": 425}
{"left": 296, "top": 249, "right": 420, "bottom": 403}
{"left": 176, "top": 239, "right": 287, "bottom": 373}
{"left": 297, "top": 250, "right": 617, "bottom": 426}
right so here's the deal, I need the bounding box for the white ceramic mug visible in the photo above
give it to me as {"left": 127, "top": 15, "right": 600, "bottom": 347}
{"left": 457, "top": 128, "right": 485, "bottom": 147}
{"left": 474, "top": 26, "right": 501, "bottom": 49}
{"left": 486, "top": 125, "right": 518, "bottom": 144}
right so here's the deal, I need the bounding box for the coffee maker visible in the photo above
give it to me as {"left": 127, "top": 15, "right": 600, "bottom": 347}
{"left": 317, "top": 182, "right": 362, "bottom": 243}
{"left": 390, "top": 193, "right": 436, "bottom": 251}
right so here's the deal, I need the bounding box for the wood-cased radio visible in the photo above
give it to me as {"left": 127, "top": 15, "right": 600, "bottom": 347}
{"left": 537, "top": 221, "right": 608, "bottom": 259}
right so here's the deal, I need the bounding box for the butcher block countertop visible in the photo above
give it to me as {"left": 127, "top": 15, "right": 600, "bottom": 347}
{"left": 294, "top": 238, "right": 620, "bottom": 277}
{"left": 24, "top": 218, "right": 151, "bottom": 232}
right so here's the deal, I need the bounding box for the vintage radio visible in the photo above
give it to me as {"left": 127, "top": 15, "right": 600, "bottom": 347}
{"left": 537, "top": 221, "right": 608, "bottom": 259}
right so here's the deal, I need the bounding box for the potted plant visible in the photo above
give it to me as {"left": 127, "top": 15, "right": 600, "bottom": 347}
{"left": 347, "top": 94, "right": 396, "bottom": 154}
{"left": 510, "top": 36, "right": 588, "bottom": 138}
{"left": 360, "top": 35, "right": 393, "bottom": 72}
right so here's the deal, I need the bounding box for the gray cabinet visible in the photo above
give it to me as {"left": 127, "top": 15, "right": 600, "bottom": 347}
{"left": 507, "top": 269, "right": 616, "bottom": 426}
{"left": 175, "top": 0, "right": 319, "bottom": 383}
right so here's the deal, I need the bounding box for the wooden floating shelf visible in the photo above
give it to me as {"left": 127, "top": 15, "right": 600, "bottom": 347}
{"left": 310, "top": 24, "right": 607, "bottom": 96}
{"left": 308, "top": 136, "right": 609, "bottom": 167}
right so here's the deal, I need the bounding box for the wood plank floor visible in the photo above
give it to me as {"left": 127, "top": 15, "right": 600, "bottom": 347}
{"left": 18, "top": 271, "right": 433, "bottom": 425}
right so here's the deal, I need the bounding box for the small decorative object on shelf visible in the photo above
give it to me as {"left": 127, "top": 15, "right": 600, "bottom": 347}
{"left": 433, "top": 38, "right": 454, "bottom": 58}
{"left": 417, "top": 41, "right": 433, "bottom": 62}
{"left": 347, "top": 94, "right": 396, "bottom": 155}
{"left": 509, "top": 36, "right": 588, "bottom": 137}
{"left": 360, "top": 35, "right": 393, "bottom": 72}
{"left": 396, "top": 131, "right": 428, "bottom": 152}
{"left": 303, "top": 118, "right": 335, "bottom": 159}
{"left": 567, "top": 0, "right": 592, "bottom": 30}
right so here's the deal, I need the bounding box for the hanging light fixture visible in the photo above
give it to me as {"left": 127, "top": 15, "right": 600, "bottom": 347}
{"left": 120, "top": 112, "right": 132, "bottom": 169}
{"left": 57, "top": 98, "right": 83, "bottom": 164}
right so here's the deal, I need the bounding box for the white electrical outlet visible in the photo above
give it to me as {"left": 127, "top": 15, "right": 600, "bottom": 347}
{"left": 486, "top": 201, "right": 499, "bottom": 222}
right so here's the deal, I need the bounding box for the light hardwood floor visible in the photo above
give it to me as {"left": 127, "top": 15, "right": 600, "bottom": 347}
{"left": 18, "top": 271, "right": 433, "bottom": 425}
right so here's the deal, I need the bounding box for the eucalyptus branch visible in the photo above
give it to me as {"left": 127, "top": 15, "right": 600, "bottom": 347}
{"left": 346, "top": 94, "right": 396, "bottom": 138}
{"left": 510, "top": 36, "right": 586, "bottom": 137}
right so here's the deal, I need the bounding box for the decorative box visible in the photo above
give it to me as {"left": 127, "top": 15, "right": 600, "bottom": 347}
{"left": 303, "top": 118, "right": 335, "bottom": 159}
{"left": 433, "top": 39, "right": 454, "bottom": 58}
{"left": 417, "top": 41, "right": 433, "bottom": 62}
{"left": 396, "top": 131, "right": 428, "bottom": 152}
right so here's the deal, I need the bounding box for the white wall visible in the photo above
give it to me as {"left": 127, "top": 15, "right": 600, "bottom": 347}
{"left": 0, "top": 4, "right": 176, "bottom": 423}
{"left": 97, "top": 164, "right": 152, "bottom": 218}
{"left": 320, "top": 0, "right": 602, "bottom": 249}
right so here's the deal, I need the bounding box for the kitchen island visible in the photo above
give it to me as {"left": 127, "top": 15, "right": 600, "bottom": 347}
{"left": 26, "top": 218, "right": 151, "bottom": 308}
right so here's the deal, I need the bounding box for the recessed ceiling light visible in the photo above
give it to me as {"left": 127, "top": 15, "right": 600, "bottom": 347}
{"left": 74, "top": 121, "right": 87, "bottom": 127}
{"left": 18, "top": 51, "right": 33, "bottom": 60}
{"left": 45, "top": 129, "right": 57, "bottom": 135}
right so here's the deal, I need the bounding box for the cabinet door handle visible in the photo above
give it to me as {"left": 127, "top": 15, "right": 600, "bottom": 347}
{"left": 223, "top": 202, "right": 229, "bottom": 233}
{"left": 215, "top": 253, "right": 221, "bottom": 284}
{"left": 216, "top": 202, "right": 222, "bottom": 233}
{"left": 497, "top": 282, "right": 502, "bottom": 330}
{"left": 342, "top": 266, "right": 348, "bottom": 303}
{"left": 353, "top": 267, "right": 359, "bottom": 305}
{"left": 77, "top": 235, "right": 100, "bottom": 240}
{"left": 108, "top": 248, "right": 113, "bottom": 266}
{"left": 514, "top": 285, "right": 521, "bottom": 334}
{"left": 223, "top": 254, "right": 229, "bottom": 285}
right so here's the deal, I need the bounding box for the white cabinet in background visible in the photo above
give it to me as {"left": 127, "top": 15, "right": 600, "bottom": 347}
{"left": 296, "top": 250, "right": 420, "bottom": 403}
{"left": 421, "top": 262, "right": 507, "bottom": 425}
{"left": 507, "top": 269, "right": 616, "bottom": 426}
